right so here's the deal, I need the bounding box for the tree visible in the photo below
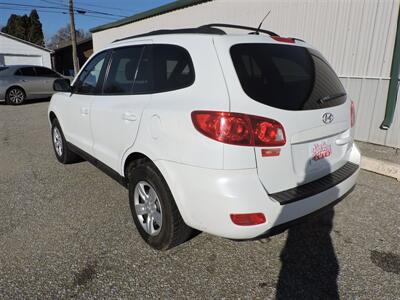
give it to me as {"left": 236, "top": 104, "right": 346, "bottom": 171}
{"left": 2, "top": 14, "right": 28, "bottom": 40}
{"left": 28, "top": 10, "right": 45, "bottom": 47}
{"left": 46, "top": 25, "right": 90, "bottom": 49}
{"left": 1, "top": 10, "right": 45, "bottom": 47}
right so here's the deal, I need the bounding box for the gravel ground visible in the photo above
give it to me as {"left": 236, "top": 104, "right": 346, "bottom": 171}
{"left": 0, "top": 100, "right": 399, "bottom": 299}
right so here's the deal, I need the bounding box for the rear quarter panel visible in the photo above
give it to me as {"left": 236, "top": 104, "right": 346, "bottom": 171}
{"left": 122, "top": 35, "right": 231, "bottom": 173}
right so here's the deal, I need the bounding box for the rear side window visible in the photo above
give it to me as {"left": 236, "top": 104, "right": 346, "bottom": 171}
{"left": 132, "top": 45, "right": 153, "bottom": 94}
{"left": 230, "top": 44, "right": 346, "bottom": 110}
{"left": 153, "top": 44, "right": 194, "bottom": 93}
{"left": 16, "top": 67, "right": 36, "bottom": 76}
{"left": 103, "top": 46, "right": 144, "bottom": 95}
{"left": 35, "top": 67, "right": 60, "bottom": 78}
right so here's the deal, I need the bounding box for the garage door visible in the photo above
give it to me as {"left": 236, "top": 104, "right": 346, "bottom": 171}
{"left": 2, "top": 54, "right": 43, "bottom": 66}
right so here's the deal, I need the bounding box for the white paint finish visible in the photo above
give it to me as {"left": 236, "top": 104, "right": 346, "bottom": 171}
{"left": 222, "top": 144, "right": 257, "bottom": 170}
{"left": 126, "top": 35, "right": 229, "bottom": 171}
{"left": 91, "top": 93, "right": 151, "bottom": 172}
{"left": 50, "top": 93, "right": 93, "bottom": 154}
{"left": 213, "top": 35, "right": 353, "bottom": 192}
{"left": 93, "top": 0, "right": 400, "bottom": 148}
{"left": 50, "top": 32, "right": 362, "bottom": 240}
{"left": 153, "top": 144, "right": 360, "bottom": 239}
{"left": 0, "top": 34, "right": 51, "bottom": 67}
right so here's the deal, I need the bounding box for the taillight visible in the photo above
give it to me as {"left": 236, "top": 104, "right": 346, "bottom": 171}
{"left": 230, "top": 213, "right": 266, "bottom": 226}
{"left": 351, "top": 101, "right": 356, "bottom": 127}
{"left": 191, "top": 111, "right": 286, "bottom": 147}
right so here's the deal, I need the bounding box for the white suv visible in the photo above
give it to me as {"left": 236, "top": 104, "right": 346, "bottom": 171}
{"left": 48, "top": 24, "right": 360, "bottom": 250}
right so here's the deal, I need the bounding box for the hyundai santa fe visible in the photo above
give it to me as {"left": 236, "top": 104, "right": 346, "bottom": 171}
{"left": 48, "top": 24, "right": 360, "bottom": 250}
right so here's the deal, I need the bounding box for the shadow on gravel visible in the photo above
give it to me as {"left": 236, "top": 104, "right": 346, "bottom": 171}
{"left": 73, "top": 260, "right": 97, "bottom": 287}
{"left": 276, "top": 158, "right": 340, "bottom": 299}
{"left": 370, "top": 250, "right": 400, "bottom": 275}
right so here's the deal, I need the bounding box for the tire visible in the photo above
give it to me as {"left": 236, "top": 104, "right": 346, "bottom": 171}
{"left": 6, "top": 87, "right": 26, "bottom": 105}
{"left": 128, "top": 160, "right": 193, "bottom": 250}
{"left": 51, "top": 119, "right": 81, "bottom": 164}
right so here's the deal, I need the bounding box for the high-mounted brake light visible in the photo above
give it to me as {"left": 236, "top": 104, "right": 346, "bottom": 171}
{"left": 191, "top": 111, "right": 286, "bottom": 147}
{"left": 271, "top": 36, "right": 295, "bottom": 43}
{"left": 230, "top": 213, "right": 266, "bottom": 226}
{"left": 351, "top": 101, "right": 356, "bottom": 127}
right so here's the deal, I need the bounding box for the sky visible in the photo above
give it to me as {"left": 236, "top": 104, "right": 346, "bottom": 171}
{"left": 0, "top": 0, "right": 175, "bottom": 40}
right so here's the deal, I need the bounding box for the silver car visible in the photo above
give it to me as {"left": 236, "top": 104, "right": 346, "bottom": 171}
{"left": 0, "top": 65, "right": 66, "bottom": 105}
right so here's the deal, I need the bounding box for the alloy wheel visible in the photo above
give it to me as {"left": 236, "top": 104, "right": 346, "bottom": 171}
{"left": 134, "top": 181, "right": 163, "bottom": 236}
{"left": 53, "top": 127, "right": 63, "bottom": 157}
{"left": 8, "top": 89, "right": 24, "bottom": 104}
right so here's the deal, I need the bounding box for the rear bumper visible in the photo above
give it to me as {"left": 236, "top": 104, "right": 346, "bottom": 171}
{"left": 270, "top": 161, "right": 359, "bottom": 205}
{"left": 256, "top": 186, "right": 355, "bottom": 239}
{"left": 155, "top": 143, "right": 361, "bottom": 239}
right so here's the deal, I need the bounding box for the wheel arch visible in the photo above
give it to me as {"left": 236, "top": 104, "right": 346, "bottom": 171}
{"left": 123, "top": 152, "right": 152, "bottom": 179}
{"left": 6, "top": 85, "right": 26, "bottom": 98}
{"left": 49, "top": 111, "right": 57, "bottom": 123}
{"left": 123, "top": 151, "right": 193, "bottom": 231}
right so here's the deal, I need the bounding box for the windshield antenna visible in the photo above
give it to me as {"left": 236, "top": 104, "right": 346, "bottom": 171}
{"left": 255, "top": 10, "right": 271, "bottom": 35}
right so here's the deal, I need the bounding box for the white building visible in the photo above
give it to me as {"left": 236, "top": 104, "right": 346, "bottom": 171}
{"left": 91, "top": 0, "right": 400, "bottom": 148}
{"left": 0, "top": 31, "right": 52, "bottom": 67}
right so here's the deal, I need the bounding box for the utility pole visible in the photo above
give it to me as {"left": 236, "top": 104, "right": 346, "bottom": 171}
{"left": 69, "top": 0, "right": 79, "bottom": 75}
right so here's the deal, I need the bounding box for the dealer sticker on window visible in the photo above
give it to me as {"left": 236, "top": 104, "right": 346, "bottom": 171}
{"left": 310, "top": 140, "right": 332, "bottom": 162}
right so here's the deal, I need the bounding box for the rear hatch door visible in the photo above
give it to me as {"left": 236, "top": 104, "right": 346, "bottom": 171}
{"left": 216, "top": 38, "right": 352, "bottom": 193}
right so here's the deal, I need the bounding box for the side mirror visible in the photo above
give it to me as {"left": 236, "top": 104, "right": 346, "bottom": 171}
{"left": 53, "top": 78, "right": 71, "bottom": 92}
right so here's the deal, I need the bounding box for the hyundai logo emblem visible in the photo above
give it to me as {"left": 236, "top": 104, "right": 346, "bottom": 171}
{"left": 322, "top": 112, "right": 334, "bottom": 124}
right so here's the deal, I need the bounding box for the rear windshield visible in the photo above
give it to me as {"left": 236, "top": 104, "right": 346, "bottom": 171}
{"left": 230, "top": 44, "right": 346, "bottom": 110}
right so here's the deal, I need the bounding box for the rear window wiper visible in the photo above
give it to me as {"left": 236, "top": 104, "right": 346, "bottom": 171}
{"left": 317, "top": 92, "right": 347, "bottom": 104}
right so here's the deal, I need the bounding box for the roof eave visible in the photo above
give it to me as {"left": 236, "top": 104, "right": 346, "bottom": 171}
{"left": 90, "top": 0, "right": 211, "bottom": 33}
{"left": 0, "top": 32, "right": 53, "bottom": 53}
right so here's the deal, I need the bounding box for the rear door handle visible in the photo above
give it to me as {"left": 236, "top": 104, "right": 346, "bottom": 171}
{"left": 80, "top": 107, "right": 89, "bottom": 116}
{"left": 122, "top": 112, "right": 137, "bottom": 121}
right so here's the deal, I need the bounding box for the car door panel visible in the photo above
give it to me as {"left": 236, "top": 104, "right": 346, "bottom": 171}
{"left": 34, "top": 67, "right": 60, "bottom": 96}
{"left": 62, "top": 50, "right": 109, "bottom": 154}
{"left": 15, "top": 67, "right": 42, "bottom": 99}
{"left": 91, "top": 94, "right": 150, "bottom": 172}
{"left": 91, "top": 44, "right": 152, "bottom": 173}
{"left": 61, "top": 93, "right": 94, "bottom": 154}
{"left": 43, "top": 77, "right": 55, "bottom": 96}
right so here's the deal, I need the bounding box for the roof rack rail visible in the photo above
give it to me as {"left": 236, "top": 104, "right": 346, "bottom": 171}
{"left": 112, "top": 23, "right": 280, "bottom": 44}
{"left": 199, "top": 23, "right": 279, "bottom": 37}
{"left": 113, "top": 27, "right": 226, "bottom": 43}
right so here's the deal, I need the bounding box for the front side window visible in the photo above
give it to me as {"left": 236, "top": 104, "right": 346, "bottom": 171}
{"left": 230, "top": 44, "right": 346, "bottom": 110}
{"left": 153, "top": 44, "right": 194, "bottom": 93}
{"left": 103, "top": 46, "right": 143, "bottom": 95}
{"left": 75, "top": 51, "right": 108, "bottom": 94}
